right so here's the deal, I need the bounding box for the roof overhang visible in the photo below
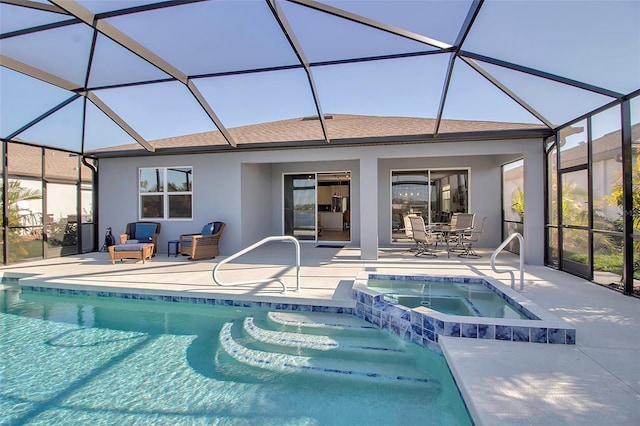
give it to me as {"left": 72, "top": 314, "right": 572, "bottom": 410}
{"left": 89, "top": 127, "right": 552, "bottom": 159}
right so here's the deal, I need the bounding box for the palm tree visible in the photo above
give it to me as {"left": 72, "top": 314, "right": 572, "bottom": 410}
{"left": 1, "top": 180, "right": 43, "bottom": 261}
{"left": 561, "top": 181, "right": 589, "bottom": 227}
{"left": 606, "top": 152, "right": 640, "bottom": 280}
{"left": 606, "top": 153, "right": 640, "bottom": 230}
{"left": 2, "top": 180, "right": 42, "bottom": 227}
{"left": 511, "top": 187, "right": 524, "bottom": 221}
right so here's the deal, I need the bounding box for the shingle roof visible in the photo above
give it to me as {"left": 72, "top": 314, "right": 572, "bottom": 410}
{"left": 89, "top": 114, "right": 551, "bottom": 157}
{"left": 5, "top": 142, "right": 92, "bottom": 182}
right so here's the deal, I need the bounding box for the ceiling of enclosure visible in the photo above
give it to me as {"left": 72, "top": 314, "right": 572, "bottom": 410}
{"left": 1, "top": 0, "right": 639, "bottom": 156}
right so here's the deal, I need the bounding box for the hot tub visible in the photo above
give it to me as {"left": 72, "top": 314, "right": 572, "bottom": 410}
{"left": 352, "top": 272, "right": 576, "bottom": 354}
{"left": 368, "top": 277, "right": 532, "bottom": 319}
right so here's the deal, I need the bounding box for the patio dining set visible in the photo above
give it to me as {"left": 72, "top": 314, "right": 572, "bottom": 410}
{"left": 404, "top": 213, "right": 487, "bottom": 259}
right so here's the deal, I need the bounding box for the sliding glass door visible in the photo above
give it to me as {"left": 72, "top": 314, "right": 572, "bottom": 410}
{"left": 283, "top": 174, "right": 317, "bottom": 241}
{"left": 391, "top": 169, "right": 469, "bottom": 243}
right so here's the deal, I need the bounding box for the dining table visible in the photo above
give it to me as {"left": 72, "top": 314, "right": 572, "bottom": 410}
{"left": 430, "top": 224, "right": 473, "bottom": 258}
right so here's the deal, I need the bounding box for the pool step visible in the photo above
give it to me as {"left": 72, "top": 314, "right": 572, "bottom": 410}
{"left": 251, "top": 312, "right": 411, "bottom": 362}
{"left": 267, "top": 311, "right": 378, "bottom": 330}
{"left": 244, "top": 317, "right": 408, "bottom": 358}
{"left": 219, "top": 321, "right": 438, "bottom": 386}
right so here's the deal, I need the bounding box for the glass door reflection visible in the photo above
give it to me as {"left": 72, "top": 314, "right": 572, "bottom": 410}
{"left": 284, "top": 174, "right": 317, "bottom": 241}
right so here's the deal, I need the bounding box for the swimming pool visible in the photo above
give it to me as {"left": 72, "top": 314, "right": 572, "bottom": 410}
{"left": 1, "top": 287, "right": 472, "bottom": 425}
{"left": 352, "top": 273, "right": 576, "bottom": 353}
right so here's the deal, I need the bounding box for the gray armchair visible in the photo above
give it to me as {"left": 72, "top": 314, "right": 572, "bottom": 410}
{"left": 179, "top": 221, "right": 225, "bottom": 260}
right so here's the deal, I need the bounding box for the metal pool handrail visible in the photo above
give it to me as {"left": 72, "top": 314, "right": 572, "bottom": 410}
{"left": 490, "top": 232, "right": 524, "bottom": 291}
{"left": 212, "top": 235, "right": 301, "bottom": 293}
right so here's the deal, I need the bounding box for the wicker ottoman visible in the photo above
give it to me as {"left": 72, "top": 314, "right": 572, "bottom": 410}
{"left": 108, "top": 243, "right": 154, "bottom": 264}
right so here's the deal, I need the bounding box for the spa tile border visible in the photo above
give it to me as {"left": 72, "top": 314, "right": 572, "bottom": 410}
{"left": 352, "top": 273, "right": 576, "bottom": 354}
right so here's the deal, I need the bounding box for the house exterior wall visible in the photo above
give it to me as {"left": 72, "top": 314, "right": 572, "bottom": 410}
{"left": 241, "top": 163, "right": 273, "bottom": 247}
{"left": 99, "top": 137, "right": 543, "bottom": 264}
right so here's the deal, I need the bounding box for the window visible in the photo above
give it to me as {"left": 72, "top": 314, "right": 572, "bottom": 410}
{"left": 139, "top": 167, "right": 192, "bottom": 219}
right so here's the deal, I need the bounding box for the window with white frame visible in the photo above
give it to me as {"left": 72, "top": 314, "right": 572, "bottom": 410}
{"left": 139, "top": 167, "right": 192, "bottom": 219}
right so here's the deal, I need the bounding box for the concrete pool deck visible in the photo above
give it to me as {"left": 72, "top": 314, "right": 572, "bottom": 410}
{"left": 2, "top": 244, "right": 639, "bottom": 425}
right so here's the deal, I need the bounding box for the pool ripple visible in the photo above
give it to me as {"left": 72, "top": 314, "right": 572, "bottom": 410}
{"left": 2, "top": 288, "right": 473, "bottom": 425}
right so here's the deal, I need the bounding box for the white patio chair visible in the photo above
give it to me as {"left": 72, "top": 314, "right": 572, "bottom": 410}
{"left": 403, "top": 213, "right": 419, "bottom": 252}
{"left": 409, "top": 215, "right": 442, "bottom": 257}
{"left": 455, "top": 213, "right": 475, "bottom": 230}
{"left": 458, "top": 216, "right": 487, "bottom": 258}
{"left": 448, "top": 213, "right": 475, "bottom": 253}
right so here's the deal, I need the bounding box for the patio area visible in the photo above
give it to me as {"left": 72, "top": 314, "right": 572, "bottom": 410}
{"left": 2, "top": 244, "right": 639, "bottom": 425}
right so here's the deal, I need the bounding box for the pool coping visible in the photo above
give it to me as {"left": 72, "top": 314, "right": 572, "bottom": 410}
{"left": 0, "top": 274, "right": 354, "bottom": 314}
{"left": 352, "top": 271, "right": 576, "bottom": 354}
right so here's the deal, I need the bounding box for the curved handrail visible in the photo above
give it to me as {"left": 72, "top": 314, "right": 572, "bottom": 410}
{"left": 212, "top": 236, "right": 301, "bottom": 293}
{"left": 490, "top": 232, "right": 524, "bottom": 291}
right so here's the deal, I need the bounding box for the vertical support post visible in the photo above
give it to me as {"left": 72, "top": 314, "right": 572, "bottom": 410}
{"left": 2, "top": 142, "right": 7, "bottom": 265}
{"left": 523, "top": 146, "right": 545, "bottom": 265}
{"left": 360, "top": 156, "right": 378, "bottom": 260}
{"left": 621, "top": 100, "right": 634, "bottom": 295}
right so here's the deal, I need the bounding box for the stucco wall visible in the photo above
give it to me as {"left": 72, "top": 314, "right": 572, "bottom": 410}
{"left": 98, "top": 137, "right": 542, "bottom": 262}
{"left": 241, "top": 163, "right": 273, "bottom": 247}
{"left": 99, "top": 154, "right": 240, "bottom": 255}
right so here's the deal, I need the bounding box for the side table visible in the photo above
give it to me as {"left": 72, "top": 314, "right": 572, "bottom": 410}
{"left": 167, "top": 240, "right": 180, "bottom": 257}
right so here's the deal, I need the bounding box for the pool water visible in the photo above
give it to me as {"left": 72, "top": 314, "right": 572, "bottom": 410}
{"left": 368, "top": 278, "right": 529, "bottom": 319}
{"left": 1, "top": 289, "right": 473, "bottom": 425}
